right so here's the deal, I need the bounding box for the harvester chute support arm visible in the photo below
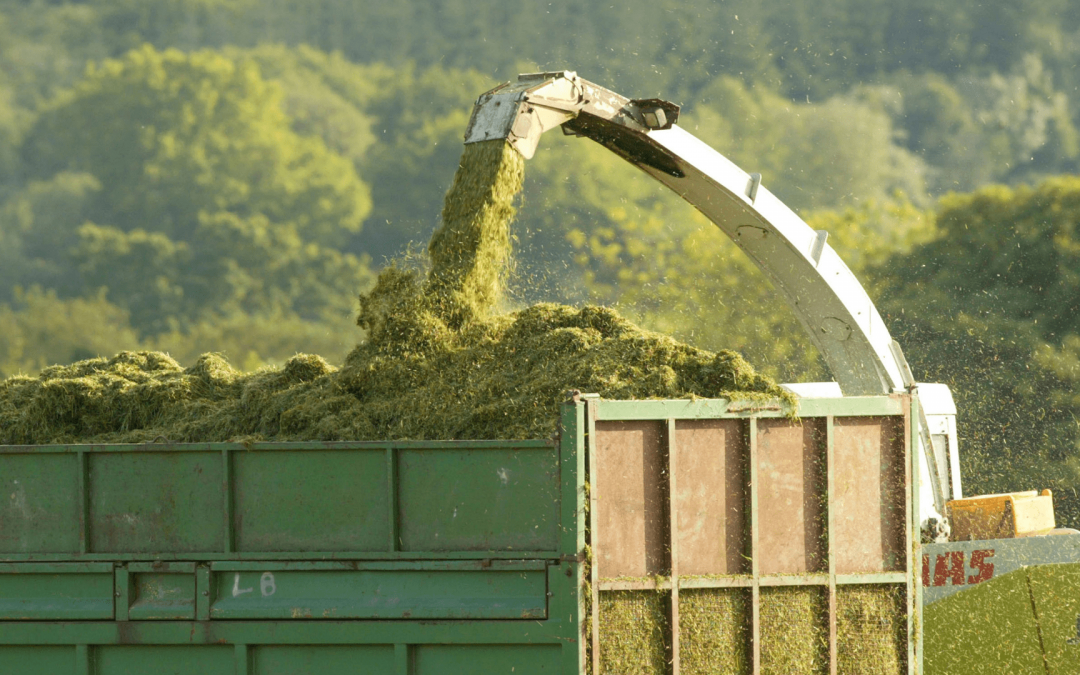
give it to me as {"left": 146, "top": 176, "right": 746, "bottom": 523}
{"left": 465, "top": 71, "right": 961, "bottom": 528}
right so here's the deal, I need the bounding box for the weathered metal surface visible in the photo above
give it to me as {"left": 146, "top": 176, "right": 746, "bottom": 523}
{"left": 0, "top": 432, "right": 582, "bottom": 675}
{"left": 397, "top": 447, "right": 560, "bottom": 552}
{"left": 1, "top": 440, "right": 559, "bottom": 560}
{"left": 0, "top": 564, "right": 113, "bottom": 620}
{"left": 831, "top": 416, "right": 906, "bottom": 574}
{"left": 233, "top": 448, "right": 389, "bottom": 552}
{"left": 755, "top": 418, "right": 827, "bottom": 576}
{"left": 127, "top": 564, "right": 196, "bottom": 620}
{"left": 592, "top": 420, "right": 670, "bottom": 578}
{"left": 89, "top": 451, "right": 225, "bottom": 554}
{"left": 0, "top": 452, "right": 81, "bottom": 554}
{"left": 922, "top": 535, "right": 1080, "bottom": 605}
{"left": 673, "top": 419, "right": 748, "bottom": 575}
{"left": 210, "top": 568, "right": 547, "bottom": 620}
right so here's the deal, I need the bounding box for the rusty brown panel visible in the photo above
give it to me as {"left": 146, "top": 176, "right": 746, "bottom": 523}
{"left": 832, "top": 416, "right": 906, "bottom": 574}
{"left": 674, "top": 419, "right": 749, "bottom": 575}
{"left": 594, "top": 421, "right": 670, "bottom": 578}
{"left": 756, "top": 418, "right": 827, "bottom": 576}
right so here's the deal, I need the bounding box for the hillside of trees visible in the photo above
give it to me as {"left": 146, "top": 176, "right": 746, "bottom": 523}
{"left": 3, "top": 0, "right": 1080, "bottom": 518}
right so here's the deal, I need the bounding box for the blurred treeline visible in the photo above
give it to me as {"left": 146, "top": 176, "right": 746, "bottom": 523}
{"left": 2, "top": 0, "right": 1080, "bottom": 518}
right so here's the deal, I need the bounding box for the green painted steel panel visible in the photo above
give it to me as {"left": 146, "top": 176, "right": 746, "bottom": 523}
{"left": 128, "top": 572, "right": 196, "bottom": 620}
{"left": 234, "top": 449, "right": 389, "bottom": 552}
{"left": 0, "top": 570, "right": 113, "bottom": 620}
{"left": 252, "top": 645, "right": 396, "bottom": 674}
{"left": 0, "top": 619, "right": 579, "bottom": 645}
{"left": 0, "top": 453, "right": 80, "bottom": 554}
{"left": 0, "top": 646, "right": 74, "bottom": 675}
{"left": 1026, "top": 562, "right": 1080, "bottom": 673}
{"left": 210, "top": 569, "right": 547, "bottom": 619}
{"left": 89, "top": 452, "right": 223, "bottom": 553}
{"left": 95, "top": 646, "right": 233, "bottom": 675}
{"left": 210, "top": 560, "right": 546, "bottom": 572}
{"left": 413, "top": 645, "right": 562, "bottom": 674}
{"left": 0, "top": 408, "right": 583, "bottom": 673}
{"left": 923, "top": 568, "right": 1044, "bottom": 675}
{"left": 397, "top": 448, "right": 559, "bottom": 552}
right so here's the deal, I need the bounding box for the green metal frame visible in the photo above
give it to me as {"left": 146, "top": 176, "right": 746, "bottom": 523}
{"left": 0, "top": 408, "right": 590, "bottom": 675}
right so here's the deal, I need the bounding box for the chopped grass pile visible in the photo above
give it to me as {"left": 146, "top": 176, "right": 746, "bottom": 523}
{"left": 0, "top": 139, "right": 792, "bottom": 445}
{"left": 598, "top": 590, "right": 669, "bottom": 674}
{"left": 836, "top": 585, "right": 906, "bottom": 675}
{"left": 0, "top": 303, "right": 789, "bottom": 444}
{"left": 679, "top": 588, "right": 750, "bottom": 675}
{"left": 759, "top": 587, "right": 829, "bottom": 675}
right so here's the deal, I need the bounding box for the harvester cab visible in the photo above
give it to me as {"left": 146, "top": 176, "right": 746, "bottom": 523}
{"left": 466, "top": 70, "right": 1055, "bottom": 543}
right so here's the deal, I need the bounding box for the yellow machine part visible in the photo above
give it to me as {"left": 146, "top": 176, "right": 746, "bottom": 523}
{"left": 947, "top": 490, "right": 1056, "bottom": 541}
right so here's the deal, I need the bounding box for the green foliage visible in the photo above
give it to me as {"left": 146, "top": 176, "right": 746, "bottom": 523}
{"left": 350, "top": 62, "right": 494, "bottom": 256}
{"left": 0, "top": 287, "right": 143, "bottom": 377}
{"left": 23, "top": 44, "right": 370, "bottom": 243}
{"left": 512, "top": 78, "right": 929, "bottom": 316}
{"left": 878, "top": 177, "right": 1080, "bottom": 523}
{"left": 224, "top": 46, "right": 496, "bottom": 258}
{"left": 687, "top": 76, "right": 928, "bottom": 212}
{"left": 0, "top": 1, "right": 110, "bottom": 109}
{"left": 0, "top": 78, "right": 17, "bottom": 194}
{"left": 568, "top": 202, "right": 823, "bottom": 383}
{"left": 567, "top": 195, "right": 934, "bottom": 383}
{"left": 0, "top": 286, "right": 362, "bottom": 379}
{"left": 148, "top": 310, "right": 362, "bottom": 373}
{"left": 0, "top": 172, "right": 102, "bottom": 300}
{"left": 861, "top": 60, "right": 1080, "bottom": 194}
{"left": 72, "top": 224, "right": 188, "bottom": 334}
{"left": 6, "top": 45, "right": 375, "bottom": 338}
{"left": 220, "top": 44, "right": 381, "bottom": 167}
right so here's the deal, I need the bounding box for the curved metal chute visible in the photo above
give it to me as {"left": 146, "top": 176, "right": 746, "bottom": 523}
{"left": 465, "top": 71, "right": 961, "bottom": 527}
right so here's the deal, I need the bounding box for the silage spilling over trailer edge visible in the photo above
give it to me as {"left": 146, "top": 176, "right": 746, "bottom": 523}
{"left": 0, "top": 140, "right": 792, "bottom": 445}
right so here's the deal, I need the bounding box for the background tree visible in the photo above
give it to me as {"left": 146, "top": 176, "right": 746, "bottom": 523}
{"left": 877, "top": 178, "right": 1080, "bottom": 522}
{"left": 11, "top": 45, "right": 374, "bottom": 337}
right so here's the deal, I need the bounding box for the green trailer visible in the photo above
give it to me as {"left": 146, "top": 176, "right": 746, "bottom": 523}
{"left": 1, "top": 393, "right": 923, "bottom": 674}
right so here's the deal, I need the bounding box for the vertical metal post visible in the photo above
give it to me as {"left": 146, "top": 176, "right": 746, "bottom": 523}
{"left": 196, "top": 564, "right": 211, "bottom": 621}
{"left": 78, "top": 450, "right": 90, "bottom": 555}
{"left": 114, "top": 565, "right": 130, "bottom": 621}
{"left": 826, "top": 416, "right": 838, "bottom": 675}
{"left": 387, "top": 446, "right": 399, "bottom": 553}
{"left": 559, "top": 401, "right": 588, "bottom": 560}
{"left": 587, "top": 401, "right": 601, "bottom": 675}
{"left": 667, "top": 418, "right": 680, "bottom": 675}
{"left": 749, "top": 417, "right": 761, "bottom": 675}
{"left": 559, "top": 401, "right": 588, "bottom": 675}
{"left": 907, "top": 396, "right": 920, "bottom": 675}
{"left": 234, "top": 644, "right": 249, "bottom": 675}
{"left": 222, "top": 449, "right": 234, "bottom": 555}
{"left": 395, "top": 644, "right": 409, "bottom": 675}
{"left": 75, "top": 644, "right": 91, "bottom": 675}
